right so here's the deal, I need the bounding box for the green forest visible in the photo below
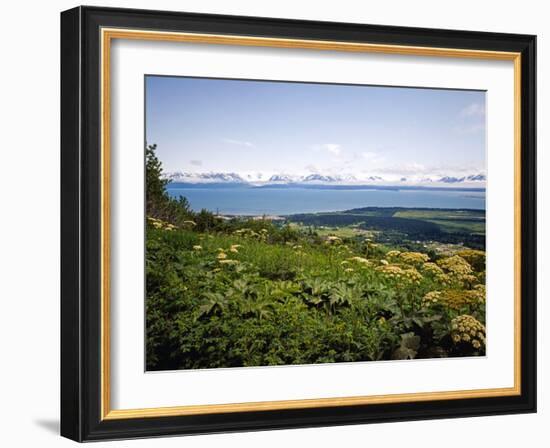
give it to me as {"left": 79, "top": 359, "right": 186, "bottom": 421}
{"left": 145, "top": 144, "right": 487, "bottom": 371}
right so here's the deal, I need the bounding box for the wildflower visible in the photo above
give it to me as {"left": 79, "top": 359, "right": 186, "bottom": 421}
{"left": 422, "top": 289, "right": 484, "bottom": 310}
{"left": 450, "top": 315, "right": 486, "bottom": 350}
{"left": 437, "top": 255, "right": 476, "bottom": 285}
{"left": 403, "top": 268, "right": 423, "bottom": 284}
{"left": 229, "top": 244, "right": 242, "bottom": 253}
{"left": 438, "top": 273, "right": 452, "bottom": 286}
{"left": 422, "top": 291, "right": 442, "bottom": 306}
{"left": 399, "top": 251, "right": 429, "bottom": 266}
{"left": 448, "top": 290, "right": 482, "bottom": 310}
{"left": 344, "top": 268, "right": 354, "bottom": 273}
{"left": 326, "top": 236, "right": 342, "bottom": 245}
{"left": 183, "top": 220, "right": 197, "bottom": 227}
{"left": 385, "top": 250, "right": 401, "bottom": 260}
{"left": 217, "top": 252, "right": 227, "bottom": 260}
{"left": 380, "top": 259, "right": 389, "bottom": 265}
{"left": 422, "top": 262, "right": 444, "bottom": 275}
{"left": 349, "top": 256, "right": 370, "bottom": 265}
{"left": 376, "top": 265, "right": 422, "bottom": 286}
{"left": 422, "top": 262, "right": 451, "bottom": 285}
{"left": 376, "top": 265, "right": 403, "bottom": 278}
{"left": 192, "top": 245, "right": 202, "bottom": 251}
{"left": 469, "top": 284, "right": 486, "bottom": 303}
{"left": 456, "top": 249, "right": 486, "bottom": 271}
{"left": 219, "top": 259, "right": 239, "bottom": 265}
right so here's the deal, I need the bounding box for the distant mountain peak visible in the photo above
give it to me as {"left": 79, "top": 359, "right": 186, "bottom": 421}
{"left": 438, "top": 176, "right": 466, "bottom": 183}
{"left": 302, "top": 173, "right": 357, "bottom": 183}
{"left": 438, "top": 174, "right": 486, "bottom": 184}
{"left": 467, "top": 174, "right": 486, "bottom": 182}
{"left": 268, "top": 174, "right": 298, "bottom": 183}
{"left": 164, "top": 171, "right": 245, "bottom": 183}
{"left": 163, "top": 171, "right": 486, "bottom": 187}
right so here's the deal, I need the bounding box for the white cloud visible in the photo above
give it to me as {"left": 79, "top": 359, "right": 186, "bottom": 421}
{"left": 364, "top": 161, "right": 486, "bottom": 182}
{"left": 223, "top": 138, "right": 254, "bottom": 148}
{"left": 372, "top": 162, "right": 427, "bottom": 176}
{"left": 323, "top": 143, "right": 342, "bottom": 156}
{"left": 358, "top": 151, "right": 386, "bottom": 169}
{"left": 324, "top": 144, "right": 341, "bottom": 155}
{"left": 460, "top": 102, "right": 485, "bottom": 118}
{"left": 312, "top": 143, "right": 342, "bottom": 156}
{"left": 455, "top": 102, "right": 486, "bottom": 134}
{"left": 454, "top": 123, "right": 485, "bottom": 134}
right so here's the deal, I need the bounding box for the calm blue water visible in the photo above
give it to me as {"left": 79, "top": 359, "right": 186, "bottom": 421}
{"left": 166, "top": 186, "right": 485, "bottom": 215}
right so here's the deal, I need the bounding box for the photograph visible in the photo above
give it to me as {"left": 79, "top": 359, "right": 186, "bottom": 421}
{"left": 145, "top": 75, "right": 488, "bottom": 371}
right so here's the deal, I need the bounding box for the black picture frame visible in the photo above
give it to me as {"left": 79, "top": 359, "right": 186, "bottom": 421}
{"left": 61, "top": 5, "right": 536, "bottom": 442}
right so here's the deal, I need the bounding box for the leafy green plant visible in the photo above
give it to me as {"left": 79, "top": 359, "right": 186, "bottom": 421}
{"left": 144, "top": 144, "right": 486, "bottom": 370}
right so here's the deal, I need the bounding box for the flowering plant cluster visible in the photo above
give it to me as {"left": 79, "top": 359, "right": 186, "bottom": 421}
{"left": 437, "top": 255, "right": 478, "bottom": 285}
{"left": 233, "top": 227, "right": 269, "bottom": 241}
{"left": 144, "top": 145, "right": 488, "bottom": 369}
{"left": 147, "top": 216, "right": 177, "bottom": 231}
{"left": 385, "top": 250, "right": 401, "bottom": 261}
{"left": 422, "top": 288, "right": 485, "bottom": 311}
{"left": 348, "top": 256, "right": 371, "bottom": 266}
{"left": 421, "top": 262, "right": 451, "bottom": 285}
{"left": 451, "top": 315, "right": 486, "bottom": 350}
{"left": 456, "top": 249, "right": 486, "bottom": 271}
{"left": 376, "top": 264, "right": 423, "bottom": 286}
{"left": 325, "top": 235, "right": 342, "bottom": 245}
{"left": 398, "top": 251, "right": 430, "bottom": 267}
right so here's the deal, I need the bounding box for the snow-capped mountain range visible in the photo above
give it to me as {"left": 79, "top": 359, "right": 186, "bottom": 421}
{"left": 163, "top": 171, "right": 486, "bottom": 188}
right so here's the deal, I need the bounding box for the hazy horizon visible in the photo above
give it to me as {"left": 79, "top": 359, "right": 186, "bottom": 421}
{"left": 145, "top": 76, "right": 486, "bottom": 186}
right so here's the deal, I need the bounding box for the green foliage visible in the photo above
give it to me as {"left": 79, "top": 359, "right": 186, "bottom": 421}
{"left": 145, "top": 144, "right": 486, "bottom": 370}
{"left": 146, "top": 143, "right": 218, "bottom": 227}
{"left": 289, "top": 207, "right": 486, "bottom": 250}
{"left": 145, "top": 144, "right": 168, "bottom": 206}
{"left": 146, "top": 225, "right": 486, "bottom": 370}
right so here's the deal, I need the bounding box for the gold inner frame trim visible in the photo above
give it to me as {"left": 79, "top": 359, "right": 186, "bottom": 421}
{"left": 100, "top": 27, "right": 522, "bottom": 420}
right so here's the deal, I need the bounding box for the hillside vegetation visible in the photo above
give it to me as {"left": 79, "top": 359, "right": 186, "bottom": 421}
{"left": 145, "top": 145, "right": 487, "bottom": 370}
{"left": 288, "top": 207, "right": 485, "bottom": 250}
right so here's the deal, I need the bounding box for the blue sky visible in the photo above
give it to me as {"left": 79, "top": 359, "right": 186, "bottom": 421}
{"left": 145, "top": 76, "right": 486, "bottom": 182}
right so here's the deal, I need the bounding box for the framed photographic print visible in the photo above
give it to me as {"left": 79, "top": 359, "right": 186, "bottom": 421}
{"left": 60, "top": 6, "right": 536, "bottom": 442}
